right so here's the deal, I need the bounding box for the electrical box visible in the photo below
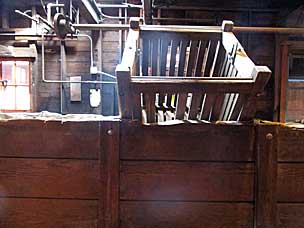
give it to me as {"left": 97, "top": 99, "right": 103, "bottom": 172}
{"left": 70, "top": 76, "right": 81, "bottom": 102}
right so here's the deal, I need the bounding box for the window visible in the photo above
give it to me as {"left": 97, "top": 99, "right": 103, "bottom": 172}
{"left": 285, "top": 53, "right": 304, "bottom": 122}
{"left": 0, "top": 60, "right": 31, "bottom": 112}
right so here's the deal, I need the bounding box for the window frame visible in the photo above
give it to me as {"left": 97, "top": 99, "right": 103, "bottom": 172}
{"left": 0, "top": 57, "right": 32, "bottom": 112}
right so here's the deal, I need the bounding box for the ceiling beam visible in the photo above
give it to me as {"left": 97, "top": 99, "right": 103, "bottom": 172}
{"left": 78, "top": 0, "right": 102, "bottom": 24}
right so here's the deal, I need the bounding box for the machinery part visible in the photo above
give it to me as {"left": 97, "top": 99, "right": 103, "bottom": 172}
{"left": 54, "top": 13, "right": 77, "bottom": 38}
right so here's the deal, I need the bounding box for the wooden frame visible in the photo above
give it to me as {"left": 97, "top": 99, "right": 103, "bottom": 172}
{"left": 116, "top": 19, "right": 271, "bottom": 124}
{"left": 0, "top": 59, "right": 32, "bottom": 112}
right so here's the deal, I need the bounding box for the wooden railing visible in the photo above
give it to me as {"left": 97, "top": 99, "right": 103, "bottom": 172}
{"left": 116, "top": 18, "right": 271, "bottom": 124}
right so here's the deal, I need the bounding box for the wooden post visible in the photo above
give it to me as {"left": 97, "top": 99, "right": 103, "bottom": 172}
{"left": 279, "top": 44, "right": 289, "bottom": 122}
{"left": 100, "top": 121, "right": 120, "bottom": 228}
{"left": 241, "top": 66, "right": 272, "bottom": 120}
{"left": 255, "top": 125, "right": 278, "bottom": 228}
{"left": 116, "top": 65, "right": 132, "bottom": 119}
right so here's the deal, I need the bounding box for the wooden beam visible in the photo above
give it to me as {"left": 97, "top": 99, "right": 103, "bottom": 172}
{"left": 142, "top": 0, "right": 152, "bottom": 25}
{"left": 255, "top": 125, "right": 278, "bottom": 228}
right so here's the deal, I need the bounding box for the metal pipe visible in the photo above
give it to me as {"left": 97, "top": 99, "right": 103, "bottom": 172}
{"left": 233, "top": 26, "right": 304, "bottom": 34}
{"left": 74, "top": 23, "right": 304, "bottom": 35}
{"left": 15, "top": 10, "right": 39, "bottom": 23}
{"left": 73, "top": 23, "right": 130, "bottom": 30}
{"left": 97, "top": 3, "right": 143, "bottom": 8}
{"left": 47, "top": 3, "right": 64, "bottom": 23}
{"left": 41, "top": 33, "right": 116, "bottom": 84}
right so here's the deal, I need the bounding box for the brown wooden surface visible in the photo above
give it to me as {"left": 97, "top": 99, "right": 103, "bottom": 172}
{"left": 120, "top": 202, "right": 254, "bottom": 228}
{"left": 255, "top": 125, "right": 278, "bottom": 228}
{"left": 0, "top": 120, "right": 100, "bottom": 159}
{"left": 0, "top": 158, "right": 99, "bottom": 199}
{"left": 277, "top": 164, "right": 304, "bottom": 202}
{"left": 278, "top": 127, "right": 304, "bottom": 161}
{"left": 279, "top": 44, "right": 289, "bottom": 122}
{"left": 278, "top": 204, "right": 304, "bottom": 228}
{"left": 120, "top": 161, "right": 254, "bottom": 201}
{"left": 100, "top": 121, "right": 120, "bottom": 228}
{"left": 120, "top": 121, "right": 254, "bottom": 161}
{"left": 0, "top": 198, "right": 98, "bottom": 228}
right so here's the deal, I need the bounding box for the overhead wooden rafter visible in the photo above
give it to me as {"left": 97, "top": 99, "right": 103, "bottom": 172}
{"left": 77, "top": 0, "right": 102, "bottom": 24}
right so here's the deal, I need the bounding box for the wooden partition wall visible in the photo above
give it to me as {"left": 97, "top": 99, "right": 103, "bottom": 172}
{"left": 0, "top": 119, "right": 303, "bottom": 227}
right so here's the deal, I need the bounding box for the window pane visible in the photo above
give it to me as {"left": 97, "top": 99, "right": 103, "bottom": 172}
{"left": 1, "top": 86, "right": 16, "bottom": 110}
{"left": 2, "top": 61, "right": 14, "bottom": 85}
{"left": 286, "top": 54, "right": 304, "bottom": 121}
{"left": 16, "top": 86, "right": 30, "bottom": 110}
{"left": 16, "top": 61, "right": 29, "bottom": 84}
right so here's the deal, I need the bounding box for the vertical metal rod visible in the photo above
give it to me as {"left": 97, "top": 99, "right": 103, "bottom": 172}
{"left": 60, "top": 41, "right": 65, "bottom": 113}
{"left": 118, "top": 8, "right": 123, "bottom": 62}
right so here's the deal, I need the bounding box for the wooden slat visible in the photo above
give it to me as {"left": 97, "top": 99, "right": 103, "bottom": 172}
{"left": 142, "top": 38, "right": 149, "bottom": 76}
{"left": 175, "top": 93, "right": 188, "bottom": 120}
{"left": 0, "top": 198, "right": 98, "bottom": 228}
{"left": 188, "top": 92, "right": 203, "bottom": 120}
{"left": 278, "top": 127, "right": 304, "bottom": 162}
{"left": 210, "top": 94, "right": 225, "bottom": 121}
{"left": 255, "top": 125, "right": 278, "bottom": 228}
{"left": 186, "top": 40, "right": 199, "bottom": 76}
{"left": 167, "top": 39, "right": 179, "bottom": 108}
{"left": 213, "top": 43, "right": 226, "bottom": 76}
{"left": 100, "top": 121, "right": 120, "bottom": 228}
{"left": 120, "top": 161, "right": 254, "bottom": 201}
{"left": 132, "top": 93, "right": 142, "bottom": 120}
{"left": 144, "top": 93, "right": 156, "bottom": 123}
{"left": 222, "top": 31, "right": 255, "bottom": 77}
{"left": 131, "top": 79, "right": 254, "bottom": 94}
{"left": 120, "top": 202, "right": 254, "bottom": 228}
{"left": 0, "top": 121, "right": 99, "bottom": 159}
{"left": 120, "top": 122, "right": 255, "bottom": 161}
{"left": 169, "top": 40, "right": 178, "bottom": 76}
{"left": 195, "top": 40, "right": 207, "bottom": 76}
{"left": 229, "top": 94, "right": 248, "bottom": 121}
{"left": 152, "top": 38, "right": 159, "bottom": 76}
{"left": 0, "top": 158, "right": 99, "bottom": 199}
{"left": 278, "top": 204, "right": 304, "bottom": 228}
{"left": 200, "top": 94, "right": 216, "bottom": 121}
{"left": 204, "top": 40, "right": 218, "bottom": 77}
{"left": 141, "top": 30, "right": 221, "bottom": 42}
{"left": 277, "top": 164, "right": 304, "bottom": 202}
{"left": 177, "top": 40, "right": 188, "bottom": 76}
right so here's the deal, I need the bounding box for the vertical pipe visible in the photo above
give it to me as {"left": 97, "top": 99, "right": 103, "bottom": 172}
{"left": 60, "top": 41, "right": 65, "bottom": 114}
{"left": 118, "top": 8, "right": 123, "bottom": 62}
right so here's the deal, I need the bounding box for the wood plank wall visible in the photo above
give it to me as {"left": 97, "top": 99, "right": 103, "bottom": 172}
{"left": 119, "top": 121, "right": 256, "bottom": 228}
{"left": 1, "top": 119, "right": 304, "bottom": 227}
{"left": 0, "top": 120, "right": 119, "bottom": 228}
{"left": 277, "top": 126, "right": 304, "bottom": 228}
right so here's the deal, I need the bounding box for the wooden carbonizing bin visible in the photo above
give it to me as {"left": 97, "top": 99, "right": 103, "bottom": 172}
{"left": 116, "top": 19, "right": 271, "bottom": 124}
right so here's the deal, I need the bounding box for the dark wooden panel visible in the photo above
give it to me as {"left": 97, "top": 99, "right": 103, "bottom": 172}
{"left": 278, "top": 163, "right": 304, "bottom": 202}
{"left": 0, "top": 120, "right": 100, "bottom": 159}
{"left": 0, "top": 198, "right": 98, "bottom": 228}
{"left": 255, "top": 125, "right": 277, "bottom": 228}
{"left": 0, "top": 158, "right": 99, "bottom": 199}
{"left": 120, "top": 122, "right": 254, "bottom": 161}
{"left": 278, "top": 127, "right": 304, "bottom": 162}
{"left": 278, "top": 204, "right": 304, "bottom": 228}
{"left": 120, "top": 161, "right": 254, "bottom": 201}
{"left": 100, "top": 121, "right": 120, "bottom": 228}
{"left": 120, "top": 201, "right": 254, "bottom": 228}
